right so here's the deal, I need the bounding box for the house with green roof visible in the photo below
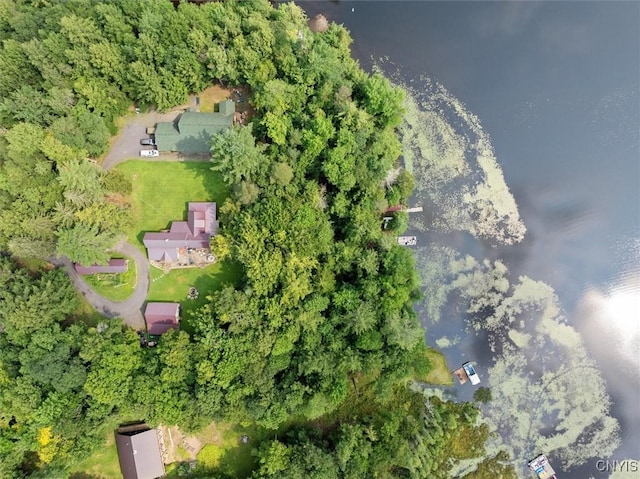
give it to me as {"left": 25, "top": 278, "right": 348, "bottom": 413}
{"left": 154, "top": 100, "right": 235, "bottom": 153}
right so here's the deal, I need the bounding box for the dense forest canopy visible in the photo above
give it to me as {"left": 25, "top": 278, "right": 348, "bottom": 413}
{"left": 0, "top": 1, "right": 514, "bottom": 478}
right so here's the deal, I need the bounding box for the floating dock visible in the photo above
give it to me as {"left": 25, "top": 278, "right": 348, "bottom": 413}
{"left": 386, "top": 205, "right": 423, "bottom": 214}
{"left": 453, "top": 367, "right": 468, "bottom": 384}
{"left": 397, "top": 236, "right": 417, "bottom": 246}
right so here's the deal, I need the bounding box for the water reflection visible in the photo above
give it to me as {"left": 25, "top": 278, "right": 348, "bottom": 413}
{"left": 575, "top": 263, "right": 640, "bottom": 464}
{"left": 401, "top": 76, "right": 623, "bottom": 473}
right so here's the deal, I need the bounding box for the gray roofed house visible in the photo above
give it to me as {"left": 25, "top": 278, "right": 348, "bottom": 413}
{"left": 143, "top": 202, "right": 217, "bottom": 263}
{"left": 154, "top": 101, "right": 235, "bottom": 153}
{"left": 74, "top": 258, "right": 128, "bottom": 275}
{"left": 144, "top": 302, "right": 180, "bottom": 335}
{"left": 115, "top": 425, "right": 164, "bottom": 479}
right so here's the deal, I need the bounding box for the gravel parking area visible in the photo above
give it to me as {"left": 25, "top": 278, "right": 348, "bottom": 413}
{"left": 101, "top": 110, "right": 180, "bottom": 170}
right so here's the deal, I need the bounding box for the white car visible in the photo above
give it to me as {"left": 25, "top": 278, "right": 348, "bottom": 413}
{"left": 140, "top": 149, "right": 159, "bottom": 157}
{"left": 462, "top": 361, "right": 481, "bottom": 385}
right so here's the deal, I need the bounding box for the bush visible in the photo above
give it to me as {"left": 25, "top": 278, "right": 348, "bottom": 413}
{"left": 103, "top": 170, "right": 132, "bottom": 195}
{"left": 197, "top": 444, "right": 225, "bottom": 469}
{"left": 388, "top": 211, "right": 409, "bottom": 233}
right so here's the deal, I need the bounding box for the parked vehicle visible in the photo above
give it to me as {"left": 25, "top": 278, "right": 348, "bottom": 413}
{"left": 462, "top": 361, "right": 481, "bottom": 385}
{"left": 140, "top": 149, "right": 159, "bottom": 157}
{"left": 140, "top": 138, "right": 156, "bottom": 146}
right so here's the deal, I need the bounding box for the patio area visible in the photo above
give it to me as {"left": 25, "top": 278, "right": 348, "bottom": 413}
{"left": 150, "top": 248, "right": 215, "bottom": 271}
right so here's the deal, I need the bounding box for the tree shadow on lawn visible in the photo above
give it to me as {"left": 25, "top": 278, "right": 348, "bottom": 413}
{"left": 181, "top": 161, "right": 231, "bottom": 206}
{"left": 179, "top": 259, "right": 244, "bottom": 334}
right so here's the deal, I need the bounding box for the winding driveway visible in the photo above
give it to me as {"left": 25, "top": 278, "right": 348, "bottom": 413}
{"left": 59, "top": 109, "right": 194, "bottom": 329}
{"left": 56, "top": 242, "right": 149, "bottom": 330}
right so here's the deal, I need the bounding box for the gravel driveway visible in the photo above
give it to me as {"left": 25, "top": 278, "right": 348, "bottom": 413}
{"left": 60, "top": 100, "right": 205, "bottom": 330}
{"left": 101, "top": 110, "right": 180, "bottom": 170}
{"left": 53, "top": 242, "right": 149, "bottom": 330}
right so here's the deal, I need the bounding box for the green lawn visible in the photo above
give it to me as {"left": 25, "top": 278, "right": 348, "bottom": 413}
{"left": 189, "top": 422, "right": 275, "bottom": 478}
{"left": 68, "top": 293, "right": 108, "bottom": 328}
{"left": 69, "top": 436, "right": 121, "bottom": 479}
{"left": 113, "top": 160, "right": 240, "bottom": 323}
{"left": 83, "top": 257, "right": 137, "bottom": 302}
{"left": 147, "top": 260, "right": 243, "bottom": 329}
{"left": 114, "top": 161, "right": 230, "bottom": 249}
{"left": 423, "top": 348, "right": 454, "bottom": 386}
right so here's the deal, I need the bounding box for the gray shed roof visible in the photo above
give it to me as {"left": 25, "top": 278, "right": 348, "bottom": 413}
{"left": 115, "top": 429, "right": 164, "bottom": 479}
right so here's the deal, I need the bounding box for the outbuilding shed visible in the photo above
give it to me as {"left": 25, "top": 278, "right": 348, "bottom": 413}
{"left": 144, "top": 302, "right": 180, "bottom": 335}
{"left": 115, "top": 425, "right": 164, "bottom": 479}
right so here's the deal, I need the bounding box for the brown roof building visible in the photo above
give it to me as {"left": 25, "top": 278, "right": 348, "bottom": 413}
{"left": 115, "top": 425, "right": 164, "bottom": 479}
{"left": 143, "top": 202, "right": 218, "bottom": 262}
{"left": 74, "top": 258, "right": 128, "bottom": 275}
{"left": 144, "top": 302, "right": 180, "bottom": 335}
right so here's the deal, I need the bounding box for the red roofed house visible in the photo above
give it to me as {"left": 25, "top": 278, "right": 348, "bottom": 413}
{"left": 144, "top": 302, "right": 180, "bottom": 335}
{"left": 142, "top": 202, "right": 217, "bottom": 263}
{"left": 74, "top": 258, "right": 128, "bottom": 275}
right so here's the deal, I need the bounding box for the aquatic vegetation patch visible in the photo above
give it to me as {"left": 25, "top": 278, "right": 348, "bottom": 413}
{"left": 375, "top": 61, "right": 619, "bottom": 474}
{"left": 435, "top": 335, "right": 460, "bottom": 349}
{"left": 398, "top": 76, "right": 526, "bottom": 245}
{"left": 422, "top": 247, "right": 621, "bottom": 471}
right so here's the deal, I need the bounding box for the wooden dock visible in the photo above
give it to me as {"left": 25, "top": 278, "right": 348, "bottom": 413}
{"left": 385, "top": 205, "right": 423, "bottom": 214}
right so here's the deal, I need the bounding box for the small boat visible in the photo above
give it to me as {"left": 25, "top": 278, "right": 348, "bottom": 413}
{"left": 462, "top": 361, "right": 481, "bottom": 385}
{"left": 528, "top": 454, "right": 557, "bottom": 479}
{"left": 453, "top": 367, "right": 468, "bottom": 384}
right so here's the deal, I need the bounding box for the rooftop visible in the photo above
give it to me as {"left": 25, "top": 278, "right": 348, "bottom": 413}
{"left": 74, "top": 259, "right": 128, "bottom": 275}
{"left": 154, "top": 102, "right": 235, "bottom": 153}
{"left": 144, "top": 302, "right": 180, "bottom": 335}
{"left": 143, "top": 202, "right": 217, "bottom": 263}
{"left": 115, "top": 426, "right": 164, "bottom": 479}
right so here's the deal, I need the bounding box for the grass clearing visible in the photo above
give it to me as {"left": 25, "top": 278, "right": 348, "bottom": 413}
{"left": 147, "top": 260, "right": 243, "bottom": 328}
{"left": 197, "top": 85, "right": 233, "bottom": 112}
{"left": 83, "top": 258, "right": 137, "bottom": 302}
{"left": 423, "top": 347, "right": 454, "bottom": 386}
{"left": 69, "top": 435, "right": 121, "bottom": 479}
{"left": 192, "top": 422, "right": 273, "bottom": 478}
{"left": 68, "top": 293, "right": 107, "bottom": 328}
{"left": 113, "top": 161, "right": 230, "bottom": 250}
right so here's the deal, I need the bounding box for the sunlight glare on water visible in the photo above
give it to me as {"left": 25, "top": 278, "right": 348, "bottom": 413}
{"left": 578, "top": 236, "right": 640, "bottom": 366}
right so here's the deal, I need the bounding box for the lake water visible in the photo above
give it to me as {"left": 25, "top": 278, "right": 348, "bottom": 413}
{"left": 299, "top": 1, "right": 639, "bottom": 477}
